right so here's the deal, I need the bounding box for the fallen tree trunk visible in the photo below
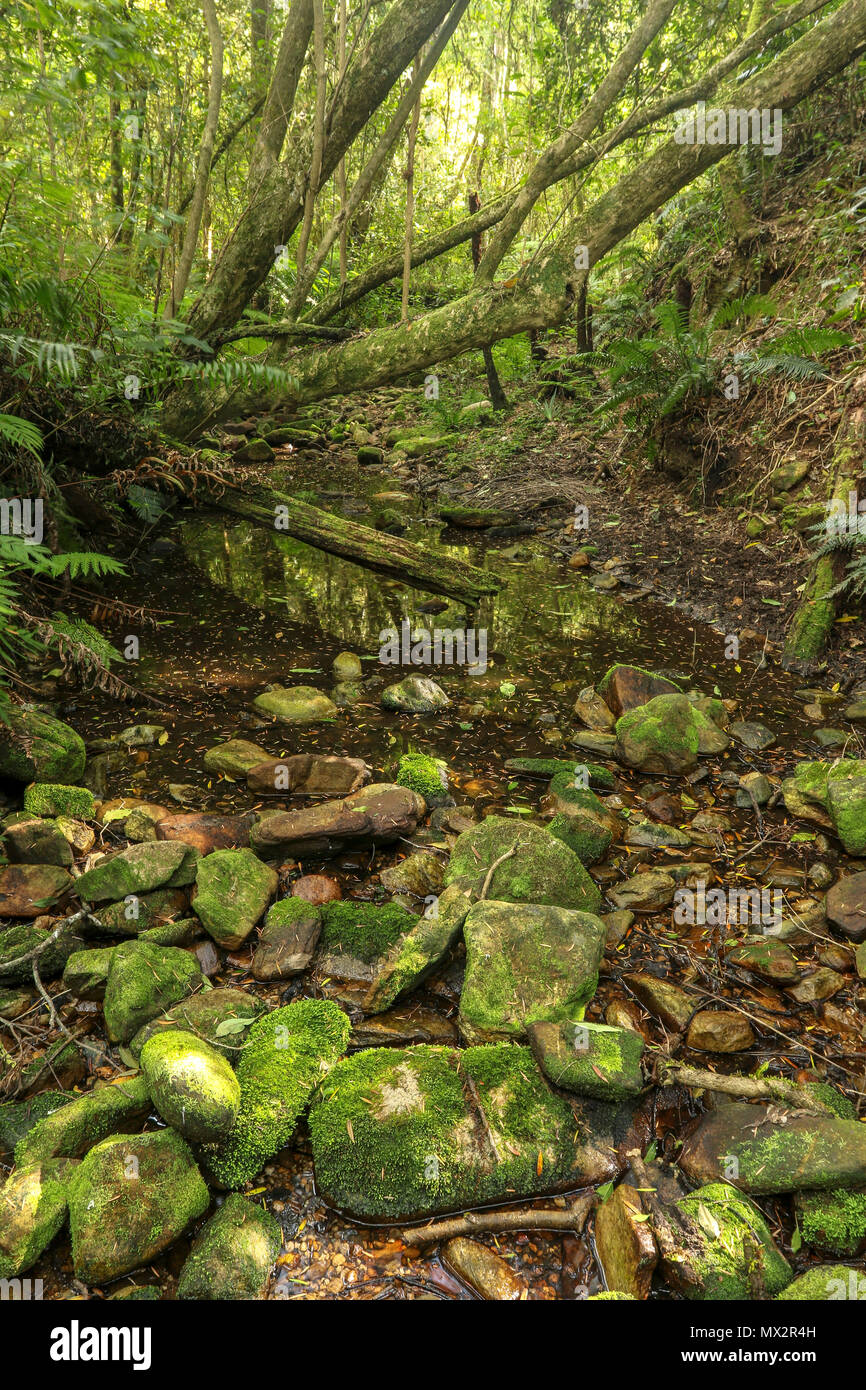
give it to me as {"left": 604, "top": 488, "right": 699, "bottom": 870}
{"left": 210, "top": 489, "right": 502, "bottom": 604}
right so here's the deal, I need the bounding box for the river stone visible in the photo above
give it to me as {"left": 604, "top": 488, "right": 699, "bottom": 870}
{"left": 379, "top": 850, "right": 445, "bottom": 903}
{"left": 825, "top": 761, "right": 866, "bottom": 854}
{"left": 364, "top": 883, "right": 471, "bottom": 1014}
{"left": 686, "top": 1010, "right": 755, "bottom": 1052}
{"left": 0, "top": 1092, "right": 73, "bottom": 1156}
{"left": 62, "top": 945, "right": 115, "bottom": 1001}
{"left": 825, "top": 872, "right": 866, "bottom": 942}
{"left": 0, "top": 1159, "right": 73, "bottom": 1278}
{"left": 87, "top": 887, "right": 190, "bottom": 938}
{"left": 459, "top": 901, "right": 604, "bottom": 1044}
{"left": 0, "top": 862, "right": 73, "bottom": 917}
{"left": 74, "top": 841, "right": 199, "bottom": 903}
{"left": 594, "top": 1181, "right": 658, "bottom": 1299}
{"left": 309, "top": 1043, "right": 635, "bottom": 1223}
{"left": 0, "top": 918, "right": 85, "bottom": 983}
{"left": 332, "top": 651, "right": 363, "bottom": 683}
{"left": 608, "top": 871, "right": 676, "bottom": 912}
{"left": 381, "top": 675, "right": 449, "bottom": 713}
{"left": 177, "top": 1193, "right": 282, "bottom": 1300}
{"left": 246, "top": 753, "right": 370, "bottom": 797}
{"left": 597, "top": 664, "right": 682, "bottom": 716}
{"left": 252, "top": 898, "right": 322, "bottom": 980}
{"left": 200, "top": 1000, "right": 351, "bottom": 1189}
{"left": 793, "top": 1187, "right": 866, "bottom": 1256}
{"left": 625, "top": 972, "right": 692, "bottom": 1030}
{"left": 730, "top": 720, "right": 776, "bottom": 751}
{"left": 292, "top": 874, "right": 341, "bottom": 904}
{"left": 574, "top": 686, "right": 617, "bottom": 732}
{"left": 249, "top": 783, "right": 425, "bottom": 860}
{"left": 624, "top": 819, "right": 691, "bottom": 850}
{"left": 0, "top": 705, "right": 86, "bottom": 783}
{"left": 664, "top": 1183, "right": 792, "bottom": 1300}
{"left": 680, "top": 1101, "right": 866, "bottom": 1194}
{"left": 528, "top": 1019, "right": 644, "bottom": 1101}
{"left": 571, "top": 731, "right": 619, "bottom": 756}
{"left": 140, "top": 1032, "right": 241, "bottom": 1143}
{"left": 192, "top": 847, "right": 278, "bottom": 949}
{"left": 726, "top": 938, "right": 800, "bottom": 984}
{"left": 770, "top": 458, "right": 809, "bottom": 491}
{"left": 548, "top": 810, "right": 612, "bottom": 865}
{"left": 252, "top": 684, "right": 337, "bottom": 723}
{"left": 67, "top": 1129, "right": 209, "bottom": 1284}
{"left": 443, "top": 816, "right": 601, "bottom": 913}
{"left": 23, "top": 783, "right": 95, "bottom": 820}
{"left": 785, "top": 966, "right": 845, "bottom": 1003}
{"left": 103, "top": 940, "right": 203, "bottom": 1043}
{"left": 615, "top": 694, "right": 726, "bottom": 774}
{"left": 736, "top": 771, "right": 773, "bottom": 807}
{"left": 3, "top": 818, "right": 72, "bottom": 867}
{"left": 14, "top": 1076, "right": 151, "bottom": 1166}
{"left": 203, "top": 738, "right": 271, "bottom": 777}
{"left": 157, "top": 812, "right": 253, "bottom": 855}
{"left": 129, "top": 986, "right": 266, "bottom": 1061}
{"left": 443, "top": 1237, "right": 526, "bottom": 1300}
{"left": 777, "top": 1265, "right": 866, "bottom": 1300}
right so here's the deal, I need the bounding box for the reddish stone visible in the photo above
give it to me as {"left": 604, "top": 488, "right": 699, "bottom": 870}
{"left": 291, "top": 874, "right": 342, "bottom": 905}
{"left": 157, "top": 812, "right": 253, "bottom": 855}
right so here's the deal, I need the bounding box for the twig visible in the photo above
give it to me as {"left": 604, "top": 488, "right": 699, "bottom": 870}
{"left": 659, "top": 1061, "right": 836, "bottom": 1116}
{"left": 402, "top": 1190, "right": 596, "bottom": 1246}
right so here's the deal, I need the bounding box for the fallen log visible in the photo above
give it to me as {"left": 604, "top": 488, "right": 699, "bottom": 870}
{"left": 208, "top": 488, "right": 503, "bottom": 604}
{"left": 400, "top": 1190, "right": 596, "bottom": 1247}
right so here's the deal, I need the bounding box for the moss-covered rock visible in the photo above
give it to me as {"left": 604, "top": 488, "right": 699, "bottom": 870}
{"left": 177, "top": 1194, "right": 281, "bottom": 1300}
{"left": 15, "top": 1076, "right": 151, "bottom": 1165}
{"left": 23, "top": 783, "right": 95, "bottom": 819}
{"left": 503, "top": 757, "right": 616, "bottom": 789}
{"left": 459, "top": 900, "right": 605, "bottom": 1044}
{"left": 794, "top": 1187, "right": 866, "bottom": 1256}
{"left": 3, "top": 817, "right": 73, "bottom": 866}
{"left": 203, "top": 738, "right": 270, "bottom": 777}
{"left": 548, "top": 811, "right": 612, "bottom": 865}
{"left": 666, "top": 1183, "right": 792, "bottom": 1300}
{"left": 0, "top": 917, "right": 85, "bottom": 983}
{"left": 103, "top": 940, "right": 203, "bottom": 1043}
{"left": 395, "top": 751, "right": 450, "bottom": 805}
{"left": 0, "top": 705, "right": 86, "bottom": 783}
{"left": 787, "top": 759, "right": 866, "bottom": 854}
{"left": 252, "top": 684, "right": 337, "bottom": 723}
{"left": 309, "top": 1043, "right": 633, "bottom": 1222}
{"left": 680, "top": 1101, "right": 866, "bottom": 1194}
{"left": 443, "top": 816, "right": 601, "bottom": 913}
{"left": 86, "top": 888, "right": 190, "bottom": 938}
{"left": 67, "top": 1129, "right": 209, "bottom": 1284}
{"left": 62, "top": 945, "right": 115, "bottom": 1000}
{"left": 0, "top": 1159, "right": 74, "bottom": 1277}
{"left": 319, "top": 899, "right": 416, "bottom": 965}
{"left": 192, "top": 847, "right": 277, "bottom": 949}
{"left": 0, "top": 862, "right": 74, "bottom": 918}
{"left": 252, "top": 897, "right": 322, "bottom": 980}
{"left": 381, "top": 675, "right": 449, "bottom": 713}
{"left": 74, "top": 841, "right": 200, "bottom": 903}
{"left": 364, "top": 882, "right": 471, "bottom": 1014}
{"left": 615, "top": 693, "right": 727, "bottom": 774}
{"left": 528, "top": 1019, "right": 645, "bottom": 1101}
{"left": 379, "top": 850, "right": 446, "bottom": 904}
{"left": 140, "top": 1032, "right": 240, "bottom": 1144}
{"left": 777, "top": 1265, "right": 866, "bottom": 1300}
{"left": 129, "top": 986, "right": 266, "bottom": 1061}
{"left": 0, "top": 1090, "right": 74, "bottom": 1156}
{"left": 201, "top": 999, "right": 350, "bottom": 1189}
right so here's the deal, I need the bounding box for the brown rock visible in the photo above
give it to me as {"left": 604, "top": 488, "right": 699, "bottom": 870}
{"left": 246, "top": 754, "right": 371, "bottom": 797}
{"left": 626, "top": 972, "right": 692, "bottom": 1031}
{"left": 598, "top": 664, "right": 681, "bottom": 717}
{"left": 725, "top": 938, "right": 800, "bottom": 985}
{"left": 157, "top": 812, "right": 254, "bottom": 855}
{"left": 0, "top": 864, "right": 73, "bottom": 918}
{"left": 825, "top": 873, "right": 866, "bottom": 942}
{"left": 573, "top": 686, "right": 617, "bottom": 732}
{"left": 252, "top": 901, "right": 322, "bottom": 980}
{"left": 291, "top": 874, "right": 342, "bottom": 905}
{"left": 686, "top": 1010, "right": 755, "bottom": 1052}
{"left": 443, "top": 1237, "right": 526, "bottom": 1300}
{"left": 594, "top": 1181, "right": 658, "bottom": 1299}
{"left": 249, "top": 784, "right": 425, "bottom": 860}
{"left": 785, "top": 968, "right": 845, "bottom": 1003}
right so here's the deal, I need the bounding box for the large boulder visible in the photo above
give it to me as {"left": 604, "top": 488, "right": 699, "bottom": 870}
{"left": 309, "top": 1043, "right": 635, "bottom": 1223}
{"left": 247, "top": 753, "right": 370, "bottom": 797}
{"left": 459, "top": 901, "right": 605, "bottom": 1044}
{"left": 0, "top": 705, "right": 85, "bottom": 783}
{"left": 252, "top": 684, "right": 337, "bottom": 724}
{"left": 140, "top": 1032, "right": 240, "bottom": 1143}
{"left": 249, "top": 783, "right": 425, "bottom": 860}
{"left": 201, "top": 1000, "right": 350, "bottom": 1189}
{"left": 103, "top": 940, "right": 203, "bottom": 1043}
{"left": 615, "top": 693, "right": 728, "bottom": 774}
{"left": 74, "top": 841, "right": 199, "bottom": 903}
{"left": 680, "top": 1101, "right": 866, "bottom": 1194}
{"left": 177, "top": 1194, "right": 282, "bottom": 1300}
{"left": 67, "top": 1130, "right": 209, "bottom": 1284}
{"left": 192, "top": 848, "right": 277, "bottom": 949}
{"left": 443, "top": 816, "right": 601, "bottom": 913}
{"left": 598, "top": 664, "right": 682, "bottom": 717}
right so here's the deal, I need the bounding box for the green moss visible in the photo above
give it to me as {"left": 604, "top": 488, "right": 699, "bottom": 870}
{"left": 23, "top": 783, "right": 95, "bottom": 819}
{"left": 0, "top": 1091, "right": 74, "bottom": 1156}
{"left": 615, "top": 693, "right": 705, "bottom": 773}
{"left": 177, "top": 1194, "right": 282, "bottom": 1300}
{"left": 103, "top": 939, "right": 203, "bottom": 1043}
{"left": 0, "top": 705, "right": 86, "bottom": 783}
{"left": 14, "top": 1075, "right": 151, "bottom": 1166}
{"left": 128, "top": 986, "right": 267, "bottom": 1061}
{"left": 588, "top": 1291, "right": 636, "bottom": 1300}
{"left": 777, "top": 1265, "right": 865, "bottom": 1300}
{"left": 140, "top": 1032, "right": 241, "bottom": 1144}
{"left": 192, "top": 847, "right": 277, "bottom": 949}
{"left": 528, "top": 1020, "right": 644, "bottom": 1101}
{"left": 201, "top": 999, "right": 350, "bottom": 1189}
{"left": 793, "top": 759, "right": 832, "bottom": 804}
{"left": 503, "top": 757, "right": 616, "bottom": 789}
{"left": 674, "top": 1183, "right": 792, "bottom": 1300}
{"left": 320, "top": 900, "right": 416, "bottom": 963}
{"left": 797, "top": 1188, "right": 866, "bottom": 1256}
{"left": 265, "top": 896, "right": 321, "bottom": 930}
{"left": 444, "top": 816, "right": 601, "bottom": 913}
{"left": 396, "top": 751, "right": 449, "bottom": 803}
{"left": 0, "top": 1160, "right": 72, "bottom": 1277}
{"left": 548, "top": 811, "right": 612, "bottom": 865}
{"left": 365, "top": 882, "right": 471, "bottom": 1013}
